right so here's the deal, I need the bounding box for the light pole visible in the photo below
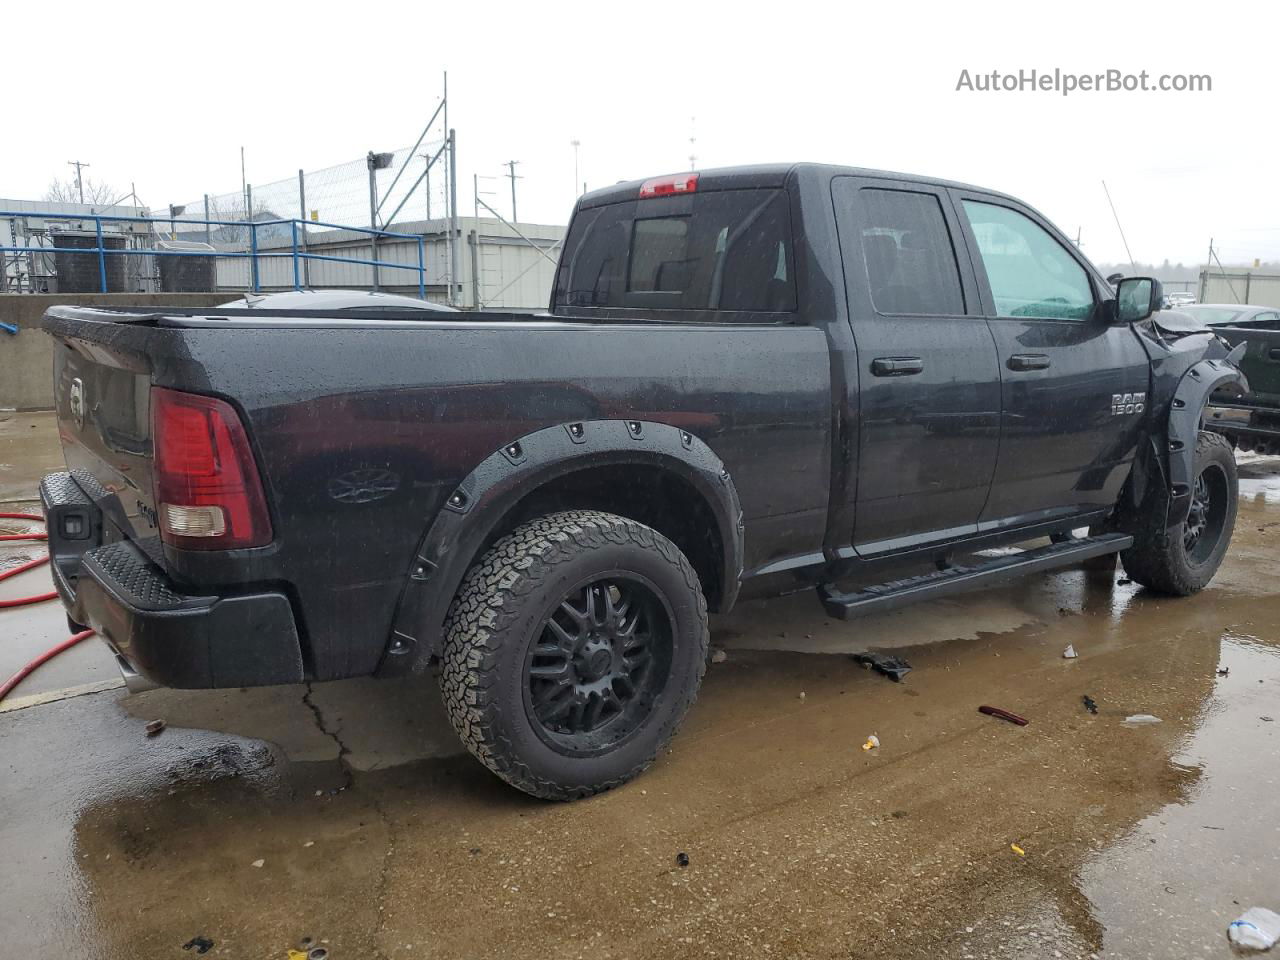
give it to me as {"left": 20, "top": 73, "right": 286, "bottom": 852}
{"left": 570, "top": 139, "right": 581, "bottom": 198}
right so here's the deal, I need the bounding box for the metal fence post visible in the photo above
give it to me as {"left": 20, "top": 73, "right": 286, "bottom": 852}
{"left": 94, "top": 216, "right": 107, "bottom": 293}
{"left": 417, "top": 236, "right": 425, "bottom": 300}
{"left": 250, "top": 221, "right": 260, "bottom": 293}
{"left": 203, "top": 195, "right": 211, "bottom": 245}
{"left": 291, "top": 221, "right": 300, "bottom": 291}
{"left": 448, "top": 128, "right": 459, "bottom": 306}
{"left": 298, "top": 169, "right": 309, "bottom": 288}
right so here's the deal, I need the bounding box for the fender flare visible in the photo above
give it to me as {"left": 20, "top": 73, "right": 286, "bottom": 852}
{"left": 377, "top": 419, "right": 744, "bottom": 675}
{"left": 1165, "top": 358, "right": 1248, "bottom": 528}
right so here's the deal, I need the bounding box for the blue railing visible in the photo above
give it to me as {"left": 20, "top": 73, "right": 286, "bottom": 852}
{"left": 0, "top": 211, "right": 427, "bottom": 298}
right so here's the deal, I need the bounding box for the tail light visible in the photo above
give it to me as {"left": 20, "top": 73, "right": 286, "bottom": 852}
{"left": 151, "top": 387, "right": 273, "bottom": 549}
{"left": 639, "top": 173, "right": 698, "bottom": 199}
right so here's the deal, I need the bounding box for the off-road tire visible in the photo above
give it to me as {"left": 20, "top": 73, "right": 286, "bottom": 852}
{"left": 440, "top": 510, "right": 709, "bottom": 800}
{"left": 1120, "top": 431, "right": 1238, "bottom": 595}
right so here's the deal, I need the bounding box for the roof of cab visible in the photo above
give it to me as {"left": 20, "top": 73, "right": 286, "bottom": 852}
{"left": 575, "top": 162, "right": 1018, "bottom": 210}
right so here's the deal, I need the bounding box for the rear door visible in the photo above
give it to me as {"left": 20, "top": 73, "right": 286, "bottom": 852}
{"left": 953, "top": 194, "right": 1150, "bottom": 529}
{"left": 831, "top": 177, "right": 1001, "bottom": 555}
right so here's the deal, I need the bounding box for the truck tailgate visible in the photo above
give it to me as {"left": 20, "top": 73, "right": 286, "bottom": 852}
{"left": 46, "top": 309, "right": 162, "bottom": 554}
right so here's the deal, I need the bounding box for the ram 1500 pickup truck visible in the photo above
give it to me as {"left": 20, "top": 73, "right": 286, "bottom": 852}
{"left": 40, "top": 164, "right": 1248, "bottom": 799}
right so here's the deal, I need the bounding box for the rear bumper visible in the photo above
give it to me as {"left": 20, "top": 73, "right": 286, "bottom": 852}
{"left": 40, "top": 471, "right": 305, "bottom": 689}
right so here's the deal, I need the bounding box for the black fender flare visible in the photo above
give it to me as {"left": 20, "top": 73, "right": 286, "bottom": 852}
{"left": 377, "top": 419, "right": 744, "bottom": 675}
{"left": 1165, "top": 358, "right": 1248, "bottom": 528}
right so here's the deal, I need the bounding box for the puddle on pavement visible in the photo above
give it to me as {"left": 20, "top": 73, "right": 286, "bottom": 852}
{"left": 47, "top": 582, "right": 1277, "bottom": 960}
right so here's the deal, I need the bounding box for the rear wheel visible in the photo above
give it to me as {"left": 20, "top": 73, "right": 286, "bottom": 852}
{"left": 1120, "top": 431, "right": 1237, "bottom": 595}
{"left": 440, "top": 510, "right": 709, "bottom": 800}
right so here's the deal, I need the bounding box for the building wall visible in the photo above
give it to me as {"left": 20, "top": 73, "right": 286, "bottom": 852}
{"left": 226, "top": 217, "right": 564, "bottom": 310}
{"left": 1200, "top": 271, "right": 1280, "bottom": 308}
{"left": 0, "top": 293, "right": 232, "bottom": 410}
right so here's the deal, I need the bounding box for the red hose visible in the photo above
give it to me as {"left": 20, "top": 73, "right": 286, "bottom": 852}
{"left": 0, "top": 511, "right": 98, "bottom": 703}
{"left": 0, "top": 630, "right": 96, "bottom": 703}
{"left": 1, "top": 512, "right": 55, "bottom": 607}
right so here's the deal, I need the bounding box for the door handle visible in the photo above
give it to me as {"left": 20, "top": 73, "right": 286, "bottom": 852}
{"left": 1268, "top": 347, "right": 1280, "bottom": 362}
{"left": 1007, "top": 353, "right": 1051, "bottom": 371}
{"left": 871, "top": 357, "right": 924, "bottom": 377}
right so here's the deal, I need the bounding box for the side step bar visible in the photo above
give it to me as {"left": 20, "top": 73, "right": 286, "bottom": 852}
{"left": 818, "top": 532, "right": 1134, "bottom": 620}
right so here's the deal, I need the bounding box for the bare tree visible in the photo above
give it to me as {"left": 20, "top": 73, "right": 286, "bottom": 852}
{"left": 44, "top": 176, "right": 119, "bottom": 207}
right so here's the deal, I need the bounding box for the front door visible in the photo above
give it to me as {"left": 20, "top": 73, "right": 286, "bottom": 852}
{"left": 831, "top": 178, "right": 1002, "bottom": 556}
{"left": 953, "top": 195, "right": 1150, "bottom": 529}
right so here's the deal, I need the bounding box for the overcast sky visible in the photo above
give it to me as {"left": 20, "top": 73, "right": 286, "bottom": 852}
{"left": 7, "top": 0, "right": 1277, "bottom": 266}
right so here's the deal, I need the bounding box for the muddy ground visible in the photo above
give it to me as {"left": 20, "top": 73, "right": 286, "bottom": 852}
{"left": 2, "top": 411, "right": 1278, "bottom": 959}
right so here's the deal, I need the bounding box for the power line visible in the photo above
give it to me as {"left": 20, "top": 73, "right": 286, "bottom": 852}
{"left": 1101, "top": 180, "right": 1135, "bottom": 272}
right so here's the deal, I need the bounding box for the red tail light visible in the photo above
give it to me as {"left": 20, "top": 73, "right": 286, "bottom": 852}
{"left": 151, "top": 387, "right": 273, "bottom": 550}
{"left": 638, "top": 173, "right": 698, "bottom": 199}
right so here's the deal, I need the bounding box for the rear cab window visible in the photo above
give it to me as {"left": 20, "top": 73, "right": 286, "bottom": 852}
{"left": 553, "top": 186, "right": 797, "bottom": 319}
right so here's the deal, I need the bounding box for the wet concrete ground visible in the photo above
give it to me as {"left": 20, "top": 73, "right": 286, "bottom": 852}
{"left": 2, "top": 411, "right": 1278, "bottom": 959}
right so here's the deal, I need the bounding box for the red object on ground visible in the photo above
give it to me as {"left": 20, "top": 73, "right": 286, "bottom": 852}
{"left": 0, "top": 630, "right": 96, "bottom": 704}
{"left": 0, "top": 512, "right": 99, "bottom": 705}
{"left": 0, "top": 512, "right": 55, "bottom": 607}
{"left": 978, "top": 705, "right": 1029, "bottom": 726}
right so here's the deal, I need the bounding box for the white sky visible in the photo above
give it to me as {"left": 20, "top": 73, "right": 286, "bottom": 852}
{"left": 7, "top": 0, "right": 1278, "bottom": 266}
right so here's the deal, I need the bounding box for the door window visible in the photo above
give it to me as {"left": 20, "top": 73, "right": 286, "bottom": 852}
{"left": 859, "top": 189, "right": 965, "bottom": 315}
{"left": 962, "top": 201, "right": 1094, "bottom": 320}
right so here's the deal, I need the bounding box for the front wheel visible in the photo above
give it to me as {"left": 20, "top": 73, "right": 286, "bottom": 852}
{"left": 440, "top": 510, "right": 709, "bottom": 800}
{"left": 1120, "top": 431, "right": 1238, "bottom": 595}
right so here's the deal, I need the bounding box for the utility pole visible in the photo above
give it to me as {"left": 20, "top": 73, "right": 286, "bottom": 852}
{"left": 570, "top": 140, "right": 581, "bottom": 198}
{"left": 67, "top": 160, "right": 89, "bottom": 203}
{"left": 505, "top": 160, "right": 522, "bottom": 223}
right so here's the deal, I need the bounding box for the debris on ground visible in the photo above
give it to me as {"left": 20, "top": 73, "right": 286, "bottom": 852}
{"left": 862, "top": 735, "right": 880, "bottom": 751}
{"left": 1122, "top": 714, "right": 1163, "bottom": 725}
{"left": 182, "top": 936, "right": 214, "bottom": 954}
{"left": 1228, "top": 906, "right": 1280, "bottom": 950}
{"left": 144, "top": 719, "right": 166, "bottom": 738}
{"left": 710, "top": 648, "right": 728, "bottom": 664}
{"left": 676, "top": 852, "right": 690, "bottom": 868}
{"left": 1063, "top": 645, "right": 1078, "bottom": 659}
{"left": 1010, "top": 843, "right": 1026, "bottom": 857}
{"left": 978, "top": 705, "right": 1029, "bottom": 726}
{"left": 1262, "top": 716, "right": 1275, "bottom": 723}
{"left": 251, "top": 858, "right": 265, "bottom": 868}
{"left": 798, "top": 691, "right": 806, "bottom": 701}
{"left": 851, "top": 652, "right": 912, "bottom": 682}
{"left": 1082, "top": 695, "right": 1099, "bottom": 715}
{"left": 1218, "top": 667, "right": 1230, "bottom": 677}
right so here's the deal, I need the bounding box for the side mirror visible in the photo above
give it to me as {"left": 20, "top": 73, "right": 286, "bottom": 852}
{"left": 1115, "top": 276, "right": 1164, "bottom": 324}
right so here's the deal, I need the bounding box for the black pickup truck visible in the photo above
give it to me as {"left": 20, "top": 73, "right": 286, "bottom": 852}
{"left": 40, "top": 164, "right": 1248, "bottom": 799}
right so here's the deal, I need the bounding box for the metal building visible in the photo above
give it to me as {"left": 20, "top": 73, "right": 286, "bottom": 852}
{"left": 223, "top": 216, "right": 564, "bottom": 310}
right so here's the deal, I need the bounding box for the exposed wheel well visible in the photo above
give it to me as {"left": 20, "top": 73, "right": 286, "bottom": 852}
{"left": 481, "top": 464, "right": 727, "bottom": 610}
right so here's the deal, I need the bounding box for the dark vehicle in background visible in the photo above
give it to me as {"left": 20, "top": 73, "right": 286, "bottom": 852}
{"left": 1181, "top": 304, "right": 1280, "bottom": 454}
{"left": 39, "top": 164, "right": 1247, "bottom": 800}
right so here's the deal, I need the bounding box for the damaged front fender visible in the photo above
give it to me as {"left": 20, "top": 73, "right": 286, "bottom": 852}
{"left": 1165, "top": 354, "right": 1248, "bottom": 528}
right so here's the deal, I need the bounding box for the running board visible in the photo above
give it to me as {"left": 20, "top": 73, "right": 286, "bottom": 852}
{"left": 818, "top": 532, "right": 1134, "bottom": 620}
